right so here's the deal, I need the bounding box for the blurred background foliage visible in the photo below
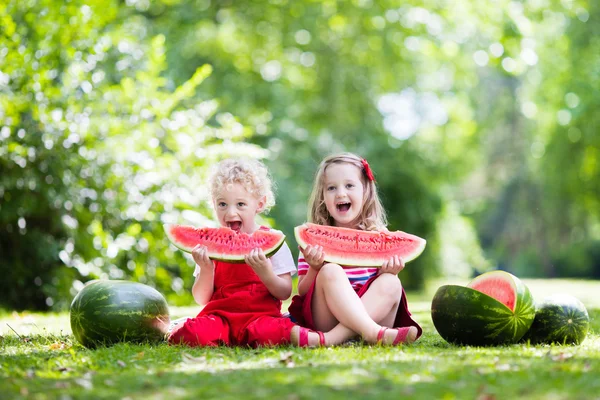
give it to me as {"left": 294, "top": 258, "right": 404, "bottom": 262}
{"left": 0, "top": 0, "right": 598, "bottom": 310}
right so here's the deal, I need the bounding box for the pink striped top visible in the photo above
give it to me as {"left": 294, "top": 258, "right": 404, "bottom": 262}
{"left": 297, "top": 255, "right": 378, "bottom": 290}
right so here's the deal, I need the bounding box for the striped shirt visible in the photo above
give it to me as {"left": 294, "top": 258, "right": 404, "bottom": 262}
{"left": 297, "top": 255, "right": 378, "bottom": 290}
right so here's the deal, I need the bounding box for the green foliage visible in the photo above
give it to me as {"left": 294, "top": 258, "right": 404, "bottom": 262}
{"left": 1, "top": 0, "right": 599, "bottom": 309}
{"left": 146, "top": 0, "right": 600, "bottom": 284}
{"left": 0, "top": 0, "right": 260, "bottom": 310}
{"left": 464, "top": 1, "right": 600, "bottom": 278}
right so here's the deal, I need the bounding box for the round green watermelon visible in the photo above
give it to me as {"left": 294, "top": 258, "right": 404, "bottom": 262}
{"left": 522, "top": 294, "right": 589, "bottom": 345}
{"left": 70, "top": 280, "right": 170, "bottom": 348}
{"left": 431, "top": 271, "right": 535, "bottom": 346}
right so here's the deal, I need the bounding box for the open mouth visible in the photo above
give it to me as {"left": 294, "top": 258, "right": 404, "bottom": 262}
{"left": 227, "top": 221, "right": 242, "bottom": 232}
{"left": 336, "top": 203, "right": 351, "bottom": 212}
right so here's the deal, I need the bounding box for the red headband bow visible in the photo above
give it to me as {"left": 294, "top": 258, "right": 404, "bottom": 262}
{"left": 361, "top": 159, "right": 375, "bottom": 182}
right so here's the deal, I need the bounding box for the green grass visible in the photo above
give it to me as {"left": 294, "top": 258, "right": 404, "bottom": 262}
{"left": 1, "top": 279, "right": 599, "bottom": 400}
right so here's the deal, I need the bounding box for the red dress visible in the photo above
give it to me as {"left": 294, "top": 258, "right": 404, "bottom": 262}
{"left": 169, "top": 255, "right": 297, "bottom": 347}
{"left": 288, "top": 273, "right": 423, "bottom": 339}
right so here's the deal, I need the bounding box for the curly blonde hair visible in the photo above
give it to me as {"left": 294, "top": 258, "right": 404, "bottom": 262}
{"left": 308, "top": 152, "right": 387, "bottom": 231}
{"left": 209, "top": 158, "right": 275, "bottom": 213}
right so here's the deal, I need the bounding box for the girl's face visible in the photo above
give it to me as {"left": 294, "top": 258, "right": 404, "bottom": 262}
{"left": 213, "top": 183, "right": 264, "bottom": 234}
{"left": 322, "top": 163, "right": 365, "bottom": 229}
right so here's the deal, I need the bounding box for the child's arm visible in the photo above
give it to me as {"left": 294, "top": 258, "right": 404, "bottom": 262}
{"left": 245, "top": 249, "right": 292, "bottom": 300}
{"left": 297, "top": 268, "right": 318, "bottom": 296}
{"left": 191, "top": 245, "right": 215, "bottom": 306}
{"left": 297, "top": 245, "right": 325, "bottom": 296}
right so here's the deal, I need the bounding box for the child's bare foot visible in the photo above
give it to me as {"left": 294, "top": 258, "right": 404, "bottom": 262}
{"left": 372, "top": 326, "right": 418, "bottom": 345}
{"left": 290, "top": 326, "right": 326, "bottom": 347}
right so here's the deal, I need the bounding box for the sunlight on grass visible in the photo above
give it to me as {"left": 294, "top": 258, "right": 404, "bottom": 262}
{"left": 1, "top": 279, "right": 599, "bottom": 400}
{"left": 1, "top": 312, "right": 71, "bottom": 337}
{"left": 1, "top": 279, "right": 598, "bottom": 338}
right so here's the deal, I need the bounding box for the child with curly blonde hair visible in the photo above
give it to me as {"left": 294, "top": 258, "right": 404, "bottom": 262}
{"left": 289, "top": 152, "right": 422, "bottom": 345}
{"left": 169, "top": 158, "right": 327, "bottom": 347}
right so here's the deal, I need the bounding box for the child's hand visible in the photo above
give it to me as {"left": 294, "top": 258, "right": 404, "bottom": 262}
{"left": 192, "top": 245, "right": 215, "bottom": 272}
{"left": 379, "top": 255, "right": 405, "bottom": 275}
{"left": 245, "top": 248, "right": 271, "bottom": 276}
{"left": 300, "top": 245, "right": 325, "bottom": 271}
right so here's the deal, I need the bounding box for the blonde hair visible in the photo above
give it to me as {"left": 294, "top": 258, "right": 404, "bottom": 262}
{"left": 209, "top": 158, "right": 275, "bottom": 213}
{"left": 308, "top": 152, "right": 387, "bottom": 231}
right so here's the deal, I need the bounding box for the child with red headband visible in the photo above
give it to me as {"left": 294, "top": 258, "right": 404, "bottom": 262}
{"left": 288, "top": 152, "right": 422, "bottom": 345}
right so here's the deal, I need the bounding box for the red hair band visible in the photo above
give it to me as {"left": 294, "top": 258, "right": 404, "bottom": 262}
{"left": 361, "top": 158, "right": 375, "bottom": 182}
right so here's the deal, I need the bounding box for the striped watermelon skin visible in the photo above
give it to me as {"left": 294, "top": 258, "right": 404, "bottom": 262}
{"left": 431, "top": 283, "right": 535, "bottom": 346}
{"left": 522, "top": 294, "right": 589, "bottom": 345}
{"left": 70, "top": 280, "right": 170, "bottom": 348}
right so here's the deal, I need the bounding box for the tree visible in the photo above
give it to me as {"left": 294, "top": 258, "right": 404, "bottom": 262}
{"left": 0, "top": 0, "right": 258, "bottom": 310}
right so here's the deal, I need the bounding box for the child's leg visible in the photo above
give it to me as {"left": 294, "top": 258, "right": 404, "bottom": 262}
{"left": 290, "top": 325, "right": 327, "bottom": 347}
{"left": 168, "top": 314, "right": 230, "bottom": 347}
{"left": 245, "top": 316, "right": 325, "bottom": 347}
{"left": 360, "top": 274, "right": 420, "bottom": 345}
{"left": 360, "top": 273, "right": 402, "bottom": 327}
{"left": 312, "top": 264, "right": 416, "bottom": 345}
{"left": 311, "top": 263, "right": 382, "bottom": 343}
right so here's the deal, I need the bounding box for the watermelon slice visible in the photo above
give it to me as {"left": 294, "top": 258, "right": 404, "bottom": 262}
{"left": 294, "top": 223, "right": 426, "bottom": 267}
{"left": 164, "top": 224, "right": 285, "bottom": 262}
{"left": 467, "top": 270, "right": 525, "bottom": 312}
{"left": 431, "top": 271, "right": 535, "bottom": 346}
{"left": 521, "top": 294, "right": 589, "bottom": 345}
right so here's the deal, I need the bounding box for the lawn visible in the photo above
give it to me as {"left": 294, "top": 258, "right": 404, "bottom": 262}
{"left": 1, "top": 279, "right": 599, "bottom": 400}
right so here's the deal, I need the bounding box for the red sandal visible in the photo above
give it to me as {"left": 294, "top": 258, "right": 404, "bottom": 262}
{"left": 298, "top": 327, "right": 326, "bottom": 347}
{"left": 376, "top": 326, "right": 415, "bottom": 345}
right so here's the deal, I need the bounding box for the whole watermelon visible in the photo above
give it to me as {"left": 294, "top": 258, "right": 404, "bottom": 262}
{"left": 431, "top": 271, "right": 535, "bottom": 346}
{"left": 522, "top": 294, "right": 589, "bottom": 345}
{"left": 70, "top": 280, "right": 170, "bottom": 348}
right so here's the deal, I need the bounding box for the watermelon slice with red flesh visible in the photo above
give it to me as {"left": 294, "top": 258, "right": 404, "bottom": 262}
{"left": 164, "top": 224, "right": 285, "bottom": 262}
{"left": 467, "top": 271, "right": 519, "bottom": 311}
{"left": 431, "top": 271, "right": 535, "bottom": 346}
{"left": 294, "top": 223, "right": 426, "bottom": 267}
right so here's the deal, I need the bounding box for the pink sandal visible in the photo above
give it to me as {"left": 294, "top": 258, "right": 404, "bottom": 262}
{"left": 298, "top": 327, "right": 326, "bottom": 347}
{"left": 377, "top": 327, "right": 414, "bottom": 345}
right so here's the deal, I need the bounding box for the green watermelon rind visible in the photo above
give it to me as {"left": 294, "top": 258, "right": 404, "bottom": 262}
{"left": 70, "top": 280, "right": 170, "bottom": 349}
{"left": 294, "top": 223, "right": 426, "bottom": 267}
{"left": 431, "top": 284, "right": 535, "bottom": 346}
{"left": 164, "top": 224, "right": 286, "bottom": 263}
{"left": 522, "top": 294, "right": 590, "bottom": 345}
